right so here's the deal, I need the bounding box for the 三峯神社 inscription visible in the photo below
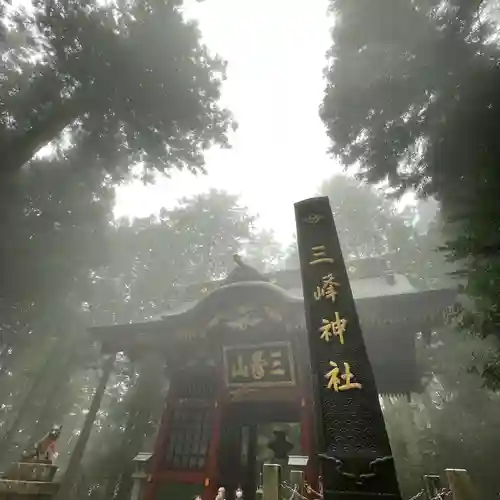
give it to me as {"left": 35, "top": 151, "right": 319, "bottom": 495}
{"left": 295, "top": 197, "right": 403, "bottom": 500}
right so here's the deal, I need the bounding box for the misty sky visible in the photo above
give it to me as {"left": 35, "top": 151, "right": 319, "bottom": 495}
{"left": 114, "top": 0, "right": 339, "bottom": 244}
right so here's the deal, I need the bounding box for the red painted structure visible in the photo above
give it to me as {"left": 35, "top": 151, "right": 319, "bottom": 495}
{"left": 89, "top": 259, "right": 456, "bottom": 500}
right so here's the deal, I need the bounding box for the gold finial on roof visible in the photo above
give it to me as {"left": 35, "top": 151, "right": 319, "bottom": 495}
{"left": 225, "top": 254, "right": 270, "bottom": 284}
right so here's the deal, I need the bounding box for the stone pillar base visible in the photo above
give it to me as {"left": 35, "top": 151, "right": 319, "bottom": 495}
{"left": 0, "top": 479, "right": 58, "bottom": 499}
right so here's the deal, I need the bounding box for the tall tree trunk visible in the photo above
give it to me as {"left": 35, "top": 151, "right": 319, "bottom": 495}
{"left": 102, "top": 381, "right": 141, "bottom": 500}
{"left": 31, "top": 342, "right": 79, "bottom": 439}
{"left": 113, "top": 353, "right": 166, "bottom": 500}
{"left": 0, "top": 334, "right": 55, "bottom": 413}
{"left": 54, "top": 354, "right": 115, "bottom": 500}
{"left": 0, "top": 337, "right": 63, "bottom": 465}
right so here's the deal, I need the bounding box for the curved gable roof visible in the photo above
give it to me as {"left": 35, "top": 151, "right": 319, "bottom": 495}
{"left": 286, "top": 274, "right": 417, "bottom": 300}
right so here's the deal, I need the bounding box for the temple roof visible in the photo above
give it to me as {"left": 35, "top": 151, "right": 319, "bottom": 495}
{"left": 88, "top": 255, "right": 456, "bottom": 350}
{"left": 89, "top": 272, "right": 456, "bottom": 349}
{"left": 88, "top": 257, "right": 457, "bottom": 395}
{"left": 282, "top": 273, "right": 417, "bottom": 301}
{"left": 158, "top": 255, "right": 417, "bottom": 317}
{"left": 179, "top": 256, "right": 399, "bottom": 301}
{"left": 152, "top": 273, "right": 417, "bottom": 321}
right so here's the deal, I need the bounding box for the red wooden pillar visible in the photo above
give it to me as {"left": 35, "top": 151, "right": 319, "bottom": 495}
{"left": 204, "top": 378, "right": 224, "bottom": 500}
{"left": 299, "top": 396, "right": 317, "bottom": 492}
{"left": 297, "top": 334, "right": 317, "bottom": 494}
{"left": 143, "top": 386, "right": 176, "bottom": 500}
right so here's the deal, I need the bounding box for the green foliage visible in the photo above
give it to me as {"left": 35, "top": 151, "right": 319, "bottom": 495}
{"left": 244, "top": 228, "right": 287, "bottom": 273}
{"left": 0, "top": 177, "right": 284, "bottom": 496}
{"left": 322, "top": 4, "right": 500, "bottom": 487}
{"left": 0, "top": 155, "right": 114, "bottom": 428}
{"left": 0, "top": 0, "right": 235, "bottom": 380}
{"left": 86, "top": 189, "right": 275, "bottom": 325}
{"left": 385, "top": 328, "right": 500, "bottom": 500}
{"left": 321, "top": 0, "right": 500, "bottom": 379}
{"left": 321, "top": 0, "right": 497, "bottom": 195}
{"left": 285, "top": 174, "right": 450, "bottom": 288}
{"left": 0, "top": 3, "right": 250, "bottom": 494}
{"left": 1, "top": 0, "right": 234, "bottom": 175}
{"left": 70, "top": 191, "right": 284, "bottom": 499}
{"left": 319, "top": 175, "right": 416, "bottom": 259}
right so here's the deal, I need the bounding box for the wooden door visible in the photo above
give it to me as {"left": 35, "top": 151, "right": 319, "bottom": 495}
{"left": 217, "top": 402, "right": 301, "bottom": 500}
{"left": 218, "top": 413, "right": 248, "bottom": 499}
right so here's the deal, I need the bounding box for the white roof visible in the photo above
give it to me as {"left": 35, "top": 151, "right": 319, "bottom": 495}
{"left": 287, "top": 274, "right": 416, "bottom": 300}
{"left": 151, "top": 274, "right": 416, "bottom": 321}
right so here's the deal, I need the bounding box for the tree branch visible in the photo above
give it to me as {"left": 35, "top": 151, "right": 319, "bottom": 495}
{"left": 3, "top": 93, "right": 86, "bottom": 174}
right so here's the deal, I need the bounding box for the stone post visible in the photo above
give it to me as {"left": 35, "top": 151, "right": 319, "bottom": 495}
{"left": 262, "top": 464, "right": 281, "bottom": 500}
{"left": 129, "top": 452, "right": 153, "bottom": 500}
{"left": 423, "top": 474, "right": 442, "bottom": 500}
{"left": 290, "top": 470, "right": 305, "bottom": 497}
{"left": 130, "top": 471, "right": 147, "bottom": 500}
{"left": 445, "top": 469, "right": 477, "bottom": 500}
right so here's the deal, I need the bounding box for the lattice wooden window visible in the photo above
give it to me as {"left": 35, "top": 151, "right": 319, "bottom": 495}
{"left": 175, "top": 370, "right": 216, "bottom": 399}
{"left": 164, "top": 406, "right": 212, "bottom": 470}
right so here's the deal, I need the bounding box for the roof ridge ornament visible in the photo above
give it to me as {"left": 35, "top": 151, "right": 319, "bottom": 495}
{"left": 224, "top": 254, "right": 270, "bottom": 285}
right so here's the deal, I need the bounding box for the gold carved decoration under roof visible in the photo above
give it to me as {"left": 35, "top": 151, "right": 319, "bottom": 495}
{"left": 206, "top": 305, "right": 284, "bottom": 332}
{"left": 206, "top": 305, "right": 256, "bottom": 330}
{"left": 264, "top": 306, "right": 283, "bottom": 323}
{"left": 207, "top": 316, "right": 220, "bottom": 330}
{"left": 226, "top": 315, "right": 263, "bottom": 331}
